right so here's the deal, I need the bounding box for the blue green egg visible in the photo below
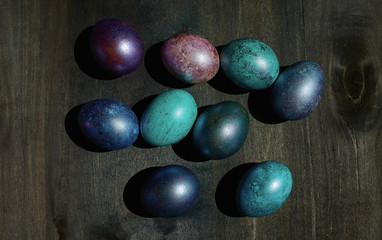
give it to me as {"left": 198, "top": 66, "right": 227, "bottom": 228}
{"left": 192, "top": 101, "right": 249, "bottom": 160}
{"left": 236, "top": 160, "right": 293, "bottom": 217}
{"left": 221, "top": 38, "right": 279, "bottom": 90}
{"left": 140, "top": 89, "right": 198, "bottom": 146}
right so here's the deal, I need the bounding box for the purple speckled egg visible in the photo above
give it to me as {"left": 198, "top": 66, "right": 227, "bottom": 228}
{"left": 161, "top": 33, "right": 219, "bottom": 84}
{"left": 90, "top": 18, "right": 144, "bottom": 76}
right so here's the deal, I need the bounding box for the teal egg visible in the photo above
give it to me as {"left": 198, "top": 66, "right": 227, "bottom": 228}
{"left": 140, "top": 89, "right": 198, "bottom": 146}
{"left": 192, "top": 101, "right": 249, "bottom": 160}
{"left": 220, "top": 38, "right": 279, "bottom": 90}
{"left": 236, "top": 160, "right": 293, "bottom": 217}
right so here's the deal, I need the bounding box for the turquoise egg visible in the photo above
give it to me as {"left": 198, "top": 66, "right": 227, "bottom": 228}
{"left": 220, "top": 38, "right": 279, "bottom": 90}
{"left": 236, "top": 161, "right": 293, "bottom": 217}
{"left": 140, "top": 89, "right": 197, "bottom": 146}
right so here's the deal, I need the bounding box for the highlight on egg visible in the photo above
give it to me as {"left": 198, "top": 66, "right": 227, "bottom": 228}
{"left": 77, "top": 98, "right": 139, "bottom": 150}
{"left": 271, "top": 61, "right": 325, "bottom": 120}
{"left": 236, "top": 160, "right": 293, "bottom": 217}
{"left": 140, "top": 89, "right": 198, "bottom": 146}
{"left": 192, "top": 101, "right": 249, "bottom": 160}
{"left": 90, "top": 18, "right": 144, "bottom": 76}
{"left": 220, "top": 38, "right": 279, "bottom": 90}
{"left": 161, "top": 33, "right": 220, "bottom": 84}
{"left": 140, "top": 165, "right": 200, "bottom": 217}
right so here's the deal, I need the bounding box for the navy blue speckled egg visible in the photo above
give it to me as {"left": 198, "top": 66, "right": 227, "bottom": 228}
{"left": 140, "top": 165, "right": 200, "bottom": 217}
{"left": 271, "top": 61, "right": 325, "bottom": 120}
{"left": 236, "top": 161, "right": 293, "bottom": 217}
{"left": 193, "top": 101, "right": 249, "bottom": 160}
{"left": 78, "top": 99, "right": 139, "bottom": 150}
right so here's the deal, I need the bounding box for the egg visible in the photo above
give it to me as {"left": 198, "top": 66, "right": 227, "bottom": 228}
{"left": 140, "top": 89, "right": 197, "bottom": 146}
{"left": 236, "top": 161, "right": 293, "bottom": 217}
{"left": 140, "top": 165, "right": 200, "bottom": 217}
{"left": 161, "top": 33, "right": 219, "bottom": 84}
{"left": 271, "top": 61, "right": 325, "bottom": 120}
{"left": 220, "top": 38, "right": 279, "bottom": 90}
{"left": 193, "top": 101, "right": 249, "bottom": 160}
{"left": 90, "top": 18, "right": 144, "bottom": 76}
{"left": 78, "top": 99, "right": 139, "bottom": 150}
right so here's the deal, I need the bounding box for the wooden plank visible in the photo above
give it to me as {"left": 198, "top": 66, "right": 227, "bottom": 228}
{"left": 0, "top": 0, "right": 381, "bottom": 239}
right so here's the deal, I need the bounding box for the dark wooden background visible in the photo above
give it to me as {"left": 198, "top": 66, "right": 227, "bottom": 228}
{"left": 1, "top": 0, "right": 382, "bottom": 239}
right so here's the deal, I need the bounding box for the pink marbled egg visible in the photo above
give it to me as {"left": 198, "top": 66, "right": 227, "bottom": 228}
{"left": 161, "top": 33, "right": 219, "bottom": 84}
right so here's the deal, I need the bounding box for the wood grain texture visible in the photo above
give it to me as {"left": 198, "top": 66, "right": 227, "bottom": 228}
{"left": 1, "top": 0, "right": 382, "bottom": 239}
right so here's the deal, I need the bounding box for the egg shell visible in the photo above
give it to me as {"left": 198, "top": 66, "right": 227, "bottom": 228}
{"left": 161, "top": 33, "right": 219, "bottom": 84}
{"left": 220, "top": 38, "right": 279, "bottom": 90}
{"left": 236, "top": 161, "right": 293, "bottom": 217}
{"left": 271, "top": 61, "right": 325, "bottom": 120}
{"left": 78, "top": 99, "right": 139, "bottom": 150}
{"left": 140, "top": 165, "right": 200, "bottom": 217}
{"left": 90, "top": 18, "right": 144, "bottom": 76}
{"left": 192, "top": 101, "right": 249, "bottom": 160}
{"left": 140, "top": 89, "right": 198, "bottom": 146}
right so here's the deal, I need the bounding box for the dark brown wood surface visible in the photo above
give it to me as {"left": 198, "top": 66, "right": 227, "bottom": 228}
{"left": 1, "top": 0, "right": 382, "bottom": 239}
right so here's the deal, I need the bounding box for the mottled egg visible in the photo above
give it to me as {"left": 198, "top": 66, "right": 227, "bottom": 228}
{"left": 271, "top": 61, "right": 325, "bottom": 120}
{"left": 90, "top": 18, "right": 144, "bottom": 76}
{"left": 140, "top": 89, "right": 197, "bottom": 146}
{"left": 140, "top": 165, "right": 200, "bottom": 217}
{"left": 193, "top": 101, "right": 249, "bottom": 160}
{"left": 161, "top": 33, "right": 219, "bottom": 84}
{"left": 220, "top": 38, "right": 279, "bottom": 90}
{"left": 236, "top": 161, "right": 293, "bottom": 217}
{"left": 78, "top": 99, "right": 139, "bottom": 150}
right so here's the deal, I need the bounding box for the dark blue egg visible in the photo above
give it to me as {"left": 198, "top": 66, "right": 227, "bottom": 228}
{"left": 78, "top": 99, "right": 139, "bottom": 150}
{"left": 236, "top": 161, "right": 293, "bottom": 217}
{"left": 271, "top": 61, "right": 325, "bottom": 120}
{"left": 140, "top": 165, "right": 200, "bottom": 217}
{"left": 193, "top": 101, "right": 249, "bottom": 160}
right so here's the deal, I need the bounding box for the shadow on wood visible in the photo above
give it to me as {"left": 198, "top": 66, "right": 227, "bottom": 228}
{"left": 74, "top": 26, "right": 119, "bottom": 80}
{"left": 131, "top": 95, "right": 158, "bottom": 149}
{"left": 88, "top": 215, "right": 127, "bottom": 240}
{"left": 123, "top": 167, "right": 160, "bottom": 218}
{"left": 64, "top": 104, "right": 108, "bottom": 152}
{"left": 172, "top": 106, "right": 210, "bottom": 162}
{"left": 207, "top": 45, "right": 249, "bottom": 95}
{"left": 247, "top": 66, "right": 289, "bottom": 124}
{"left": 247, "top": 88, "right": 285, "bottom": 124}
{"left": 144, "top": 41, "right": 192, "bottom": 88}
{"left": 215, "top": 162, "right": 257, "bottom": 217}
